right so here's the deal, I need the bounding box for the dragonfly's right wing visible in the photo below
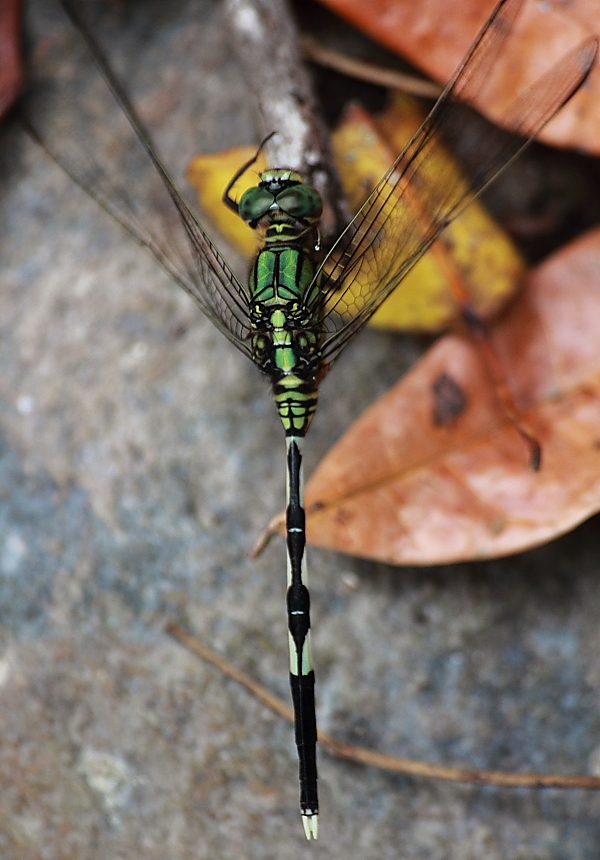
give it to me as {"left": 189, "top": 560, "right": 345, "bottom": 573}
{"left": 22, "top": 0, "right": 253, "bottom": 358}
{"left": 314, "top": 0, "right": 597, "bottom": 366}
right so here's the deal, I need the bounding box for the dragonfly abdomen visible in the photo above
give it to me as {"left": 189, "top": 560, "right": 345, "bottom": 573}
{"left": 273, "top": 373, "right": 319, "bottom": 437}
{"left": 286, "top": 435, "right": 318, "bottom": 837}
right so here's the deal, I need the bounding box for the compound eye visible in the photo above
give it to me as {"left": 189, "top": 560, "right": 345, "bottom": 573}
{"left": 238, "top": 187, "right": 275, "bottom": 222}
{"left": 276, "top": 185, "right": 323, "bottom": 220}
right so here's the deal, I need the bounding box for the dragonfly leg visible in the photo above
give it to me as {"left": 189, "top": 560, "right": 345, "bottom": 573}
{"left": 222, "top": 132, "right": 277, "bottom": 214}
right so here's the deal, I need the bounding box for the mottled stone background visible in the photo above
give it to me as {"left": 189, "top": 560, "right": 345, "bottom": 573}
{"left": 0, "top": 1, "right": 599, "bottom": 858}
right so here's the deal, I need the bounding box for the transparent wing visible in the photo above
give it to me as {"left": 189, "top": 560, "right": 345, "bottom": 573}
{"left": 315, "top": 0, "right": 597, "bottom": 364}
{"left": 22, "top": 0, "right": 253, "bottom": 358}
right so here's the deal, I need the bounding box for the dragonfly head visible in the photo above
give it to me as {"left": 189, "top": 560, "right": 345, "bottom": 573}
{"left": 238, "top": 170, "right": 323, "bottom": 227}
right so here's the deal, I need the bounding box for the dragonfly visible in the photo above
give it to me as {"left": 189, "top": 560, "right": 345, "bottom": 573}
{"left": 24, "top": 0, "right": 596, "bottom": 840}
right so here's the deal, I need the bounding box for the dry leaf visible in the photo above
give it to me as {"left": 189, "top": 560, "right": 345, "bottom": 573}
{"left": 317, "top": 0, "right": 599, "bottom": 153}
{"left": 331, "top": 97, "right": 524, "bottom": 331}
{"left": 260, "top": 227, "right": 600, "bottom": 565}
{"left": 0, "top": 0, "right": 22, "bottom": 120}
{"left": 187, "top": 145, "right": 267, "bottom": 257}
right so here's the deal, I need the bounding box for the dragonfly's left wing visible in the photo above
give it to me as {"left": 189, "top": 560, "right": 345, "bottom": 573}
{"left": 22, "top": 0, "right": 253, "bottom": 357}
{"left": 314, "top": 0, "right": 597, "bottom": 366}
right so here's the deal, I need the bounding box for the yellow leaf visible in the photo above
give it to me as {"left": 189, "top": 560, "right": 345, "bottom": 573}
{"left": 186, "top": 146, "right": 267, "bottom": 258}
{"left": 331, "top": 95, "right": 525, "bottom": 332}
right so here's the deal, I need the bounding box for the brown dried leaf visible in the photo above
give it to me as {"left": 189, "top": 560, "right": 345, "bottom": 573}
{"left": 292, "top": 227, "right": 600, "bottom": 565}
{"left": 317, "top": 0, "right": 600, "bottom": 153}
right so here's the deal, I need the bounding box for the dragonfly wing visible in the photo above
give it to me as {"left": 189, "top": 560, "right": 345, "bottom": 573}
{"left": 23, "top": 0, "right": 253, "bottom": 358}
{"left": 316, "top": 0, "right": 597, "bottom": 365}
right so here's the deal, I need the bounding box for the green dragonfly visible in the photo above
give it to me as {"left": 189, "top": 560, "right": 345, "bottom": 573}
{"left": 26, "top": 0, "right": 596, "bottom": 840}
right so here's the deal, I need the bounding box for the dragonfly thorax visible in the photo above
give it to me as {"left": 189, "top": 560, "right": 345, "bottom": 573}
{"left": 247, "top": 233, "right": 325, "bottom": 436}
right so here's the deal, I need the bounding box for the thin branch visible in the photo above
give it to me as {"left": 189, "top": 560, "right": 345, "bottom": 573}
{"left": 165, "top": 622, "right": 600, "bottom": 791}
{"left": 300, "top": 35, "right": 442, "bottom": 100}
{"left": 223, "top": 0, "right": 351, "bottom": 242}
{"left": 248, "top": 510, "right": 283, "bottom": 558}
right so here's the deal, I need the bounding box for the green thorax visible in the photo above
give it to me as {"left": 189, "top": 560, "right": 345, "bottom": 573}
{"left": 238, "top": 170, "right": 325, "bottom": 436}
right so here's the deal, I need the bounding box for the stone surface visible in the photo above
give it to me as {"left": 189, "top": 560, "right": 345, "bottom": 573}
{"left": 0, "top": 1, "right": 599, "bottom": 857}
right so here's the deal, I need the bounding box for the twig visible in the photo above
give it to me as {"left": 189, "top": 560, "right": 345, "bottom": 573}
{"left": 248, "top": 510, "right": 283, "bottom": 558}
{"left": 165, "top": 622, "right": 600, "bottom": 791}
{"left": 300, "top": 35, "right": 442, "bottom": 100}
{"left": 166, "top": 621, "right": 293, "bottom": 722}
{"left": 223, "top": 0, "right": 350, "bottom": 242}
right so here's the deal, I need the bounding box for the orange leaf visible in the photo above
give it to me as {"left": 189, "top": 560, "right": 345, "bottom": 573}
{"left": 277, "top": 227, "right": 600, "bottom": 565}
{"left": 317, "top": 0, "right": 599, "bottom": 153}
{"left": 0, "top": 0, "right": 22, "bottom": 120}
